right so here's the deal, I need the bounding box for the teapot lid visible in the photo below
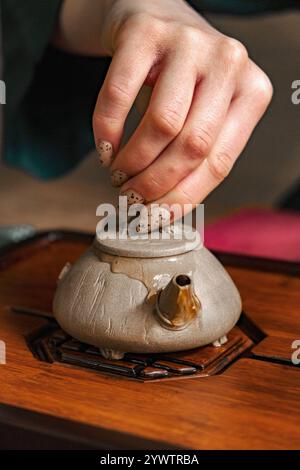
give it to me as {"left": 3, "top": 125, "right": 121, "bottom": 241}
{"left": 95, "top": 226, "right": 202, "bottom": 258}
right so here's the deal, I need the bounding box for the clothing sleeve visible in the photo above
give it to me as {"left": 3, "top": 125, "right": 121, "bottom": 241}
{"left": 2, "top": 0, "right": 109, "bottom": 179}
{"left": 5, "top": 45, "right": 111, "bottom": 179}
{"left": 188, "top": 0, "right": 300, "bottom": 14}
{"left": 2, "top": 0, "right": 79, "bottom": 178}
{"left": 3, "top": 0, "right": 62, "bottom": 119}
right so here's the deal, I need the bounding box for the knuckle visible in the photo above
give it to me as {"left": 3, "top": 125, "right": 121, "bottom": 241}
{"left": 92, "top": 110, "right": 115, "bottom": 132}
{"left": 252, "top": 72, "right": 274, "bottom": 108}
{"left": 183, "top": 129, "right": 213, "bottom": 159}
{"left": 128, "top": 12, "right": 164, "bottom": 38}
{"left": 220, "top": 37, "right": 248, "bottom": 68}
{"left": 148, "top": 17, "right": 165, "bottom": 37}
{"left": 105, "top": 80, "right": 131, "bottom": 107}
{"left": 140, "top": 171, "right": 162, "bottom": 198}
{"left": 129, "top": 12, "right": 153, "bottom": 27}
{"left": 207, "top": 150, "right": 233, "bottom": 182}
{"left": 149, "top": 109, "right": 183, "bottom": 138}
{"left": 177, "top": 185, "right": 195, "bottom": 205}
{"left": 92, "top": 107, "right": 119, "bottom": 131}
{"left": 180, "top": 25, "right": 202, "bottom": 46}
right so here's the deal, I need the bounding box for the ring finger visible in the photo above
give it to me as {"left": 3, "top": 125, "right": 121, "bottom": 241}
{"left": 119, "top": 70, "right": 235, "bottom": 202}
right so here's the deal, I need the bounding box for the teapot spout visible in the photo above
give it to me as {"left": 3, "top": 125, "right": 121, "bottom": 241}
{"left": 156, "top": 274, "right": 201, "bottom": 330}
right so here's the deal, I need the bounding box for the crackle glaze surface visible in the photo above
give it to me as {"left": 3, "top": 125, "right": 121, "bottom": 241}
{"left": 53, "top": 237, "right": 242, "bottom": 354}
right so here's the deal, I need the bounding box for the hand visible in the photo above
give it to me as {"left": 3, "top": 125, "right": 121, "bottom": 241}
{"left": 56, "top": 0, "right": 273, "bottom": 212}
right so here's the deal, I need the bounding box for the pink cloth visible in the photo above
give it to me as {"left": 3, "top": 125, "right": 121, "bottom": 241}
{"left": 205, "top": 209, "right": 300, "bottom": 262}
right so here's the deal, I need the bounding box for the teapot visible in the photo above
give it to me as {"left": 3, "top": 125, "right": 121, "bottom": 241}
{"left": 53, "top": 227, "right": 241, "bottom": 360}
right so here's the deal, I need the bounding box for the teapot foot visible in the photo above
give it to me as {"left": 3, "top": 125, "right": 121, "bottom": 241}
{"left": 100, "top": 348, "right": 125, "bottom": 360}
{"left": 212, "top": 335, "right": 228, "bottom": 348}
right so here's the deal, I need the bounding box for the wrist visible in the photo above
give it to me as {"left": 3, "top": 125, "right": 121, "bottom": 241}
{"left": 52, "top": 0, "right": 117, "bottom": 57}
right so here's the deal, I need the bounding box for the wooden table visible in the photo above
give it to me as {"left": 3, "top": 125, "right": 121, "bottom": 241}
{"left": 0, "top": 231, "right": 299, "bottom": 450}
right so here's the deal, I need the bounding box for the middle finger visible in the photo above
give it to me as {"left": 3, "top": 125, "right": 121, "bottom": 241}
{"left": 110, "top": 47, "right": 198, "bottom": 187}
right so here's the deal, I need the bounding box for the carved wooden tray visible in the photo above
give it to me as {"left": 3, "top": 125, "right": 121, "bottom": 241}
{"left": 5, "top": 229, "right": 262, "bottom": 382}
{"left": 23, "top": 310, "right": 256, "bottom": 381}
{"left": 1, "top": 230, "right": 299, "bottom": 449}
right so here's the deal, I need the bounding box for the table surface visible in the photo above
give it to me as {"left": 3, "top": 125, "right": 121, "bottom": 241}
{"left": 0, "top": 231, "right": 299, "bottom": 450}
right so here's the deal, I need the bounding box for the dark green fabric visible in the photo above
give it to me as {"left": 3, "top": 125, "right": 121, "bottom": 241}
{"left": 191, "top": 0, "right": 300, "bottom": 14}
{"left": 2, "top": 0, "right": 299, "bottom": 179}
{"left": 2, "top": 0, "right": 65, "bottom": 178}
{"left": 2, "top": 0, "right": 62, "bottom": 121}
{"left": 5, "top": 46, "right": 110, "bottom": 179}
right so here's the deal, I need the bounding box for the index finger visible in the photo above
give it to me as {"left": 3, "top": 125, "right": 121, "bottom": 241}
{"left": 93, "top": 36, "right": 155, "bottom": 166}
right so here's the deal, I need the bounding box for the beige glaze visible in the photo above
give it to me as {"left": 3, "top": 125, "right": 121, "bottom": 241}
{"left": 94, "top": 246, "right": 195, "bottom": 303}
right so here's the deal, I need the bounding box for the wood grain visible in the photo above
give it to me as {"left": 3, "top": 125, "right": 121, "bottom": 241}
{"left": 0, "top": 232, "right": 299, "bottom": 449}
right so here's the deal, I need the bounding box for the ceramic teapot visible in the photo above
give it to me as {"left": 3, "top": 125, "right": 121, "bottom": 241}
{"left": 53, "top": 228, "right": 242, "bottom": 360}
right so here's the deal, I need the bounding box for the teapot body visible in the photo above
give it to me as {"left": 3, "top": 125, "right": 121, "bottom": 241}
{"left": 53, "top": 238, "right": 242, "bottom": 356}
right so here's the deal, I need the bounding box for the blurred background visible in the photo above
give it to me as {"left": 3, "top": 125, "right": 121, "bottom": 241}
{"left": 0, "top": 11, "right": 299, "bottom": 233}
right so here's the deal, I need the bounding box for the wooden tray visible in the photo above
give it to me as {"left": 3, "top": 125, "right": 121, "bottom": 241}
{"left": 0, "top": 231, "right": 299, "bottom": 449}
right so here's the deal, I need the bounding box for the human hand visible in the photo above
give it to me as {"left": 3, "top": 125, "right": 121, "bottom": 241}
{"left": 56, "top": 0, "right": 273, "bottom": 212}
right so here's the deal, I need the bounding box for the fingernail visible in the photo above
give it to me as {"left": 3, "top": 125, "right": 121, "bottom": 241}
{"left": 136, "top": 222, "right": 151, "bottom": 234}
{"left": 97, "top": 140, "right": 113, "bottom": 167}
{"left": 110, "top": 169, "right": 129, "bottom": 187}
{"left": 136, "top": 206, "right": 171, "bottom": 234}
{"left": 121, "top": 189, "right": 145, "bottom": 206}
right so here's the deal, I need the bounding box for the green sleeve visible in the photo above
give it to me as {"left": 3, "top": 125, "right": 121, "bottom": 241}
{"left": 189, "top": 0, "right": 300, "bottom": 14}
{"left": 3, "top": 0, "right": 62, "bottom": 120}
{"left": 3, "top": 0, "right": 111, "bottom": 179}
